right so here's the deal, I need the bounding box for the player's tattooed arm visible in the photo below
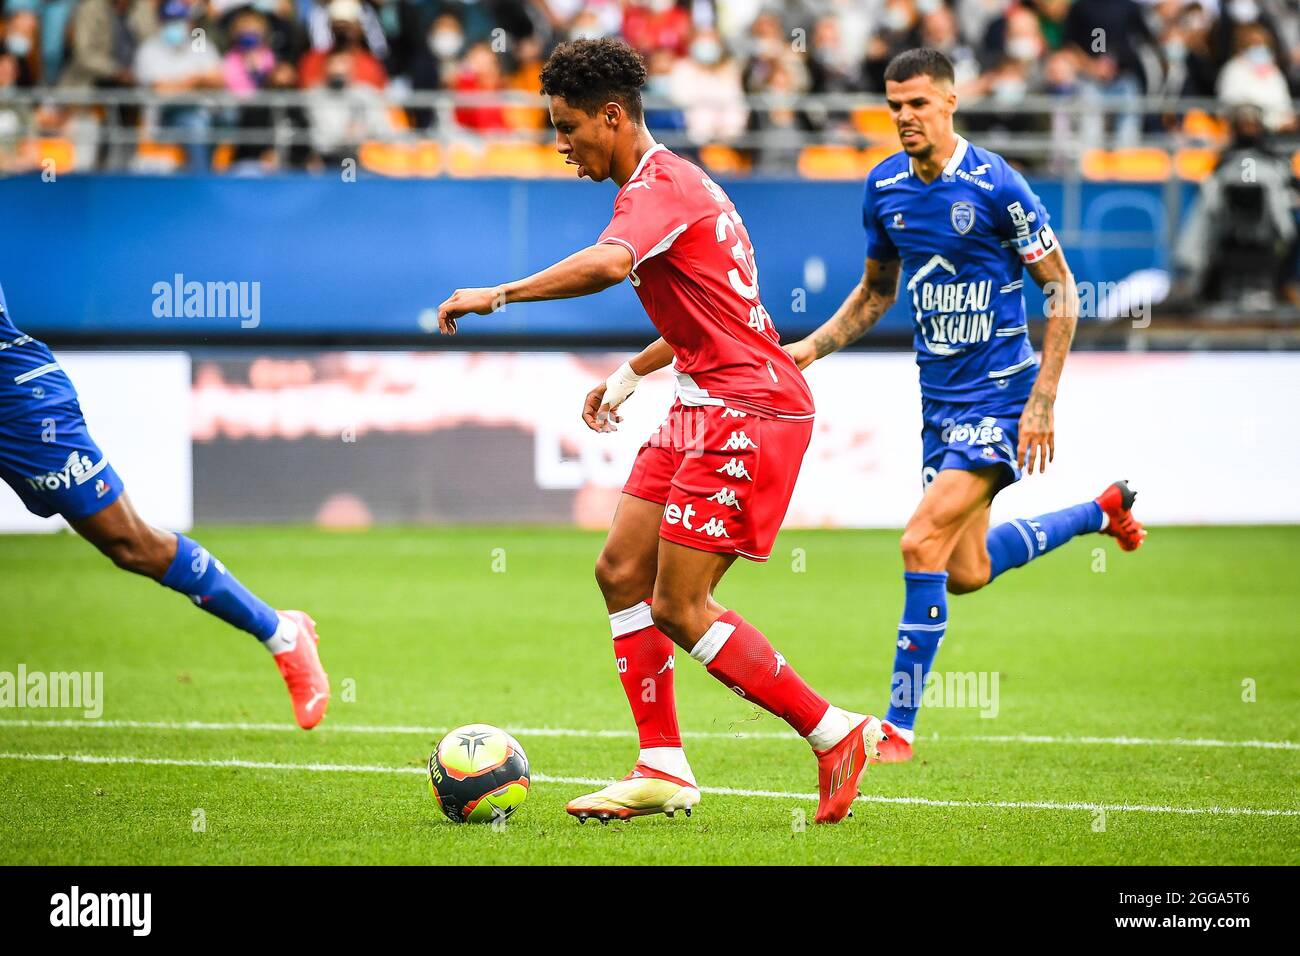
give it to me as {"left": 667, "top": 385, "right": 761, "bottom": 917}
{"left": 1020, "top": 247, "right": 1079, "bottom": 474}
{"left": 436, "top": 243, "right": 633, "bottom": 334}
{"left": 784, "top": 258, "right": 901, "bottom": 370}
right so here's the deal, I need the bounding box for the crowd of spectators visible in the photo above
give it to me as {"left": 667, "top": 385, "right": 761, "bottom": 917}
{"left": 2, "top": 0, "right": 1300, "bottom": 172}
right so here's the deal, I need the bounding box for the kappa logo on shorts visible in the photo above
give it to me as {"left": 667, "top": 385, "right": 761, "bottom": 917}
{"left": 722, "top": 430, "right": 757, "bottom": 451}
{"left": 721, "top": 408, "right": 748, "bottom": 418}
{"left": 25, "top": 452, "right": 108, "bottom": 493}
{"left": 707, "top": 487, "right": 742, "bottom": 510}
{"left": 716, "top": 457, "right": 752, "bottom": 480}
{"left": 697, "top": 516, "right": 730, "bottom": 538}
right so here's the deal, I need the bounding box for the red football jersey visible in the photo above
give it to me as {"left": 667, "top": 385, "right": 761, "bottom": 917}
{"left": 598, "top": 145, "right": 814, "bottom": 420}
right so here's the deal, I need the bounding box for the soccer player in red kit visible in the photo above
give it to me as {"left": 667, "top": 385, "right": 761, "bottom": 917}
{"left": 436, "top": 38, "right": 882, "bottom": 824}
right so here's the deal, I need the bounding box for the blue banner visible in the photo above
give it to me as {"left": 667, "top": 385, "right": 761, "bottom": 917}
{"left": 0, "top": 174, "right": 1187, "bottom": 339}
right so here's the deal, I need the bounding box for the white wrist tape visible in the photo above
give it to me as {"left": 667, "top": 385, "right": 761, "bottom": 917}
{"left": 603, "top": 361, "right": 643, "bottom": 411}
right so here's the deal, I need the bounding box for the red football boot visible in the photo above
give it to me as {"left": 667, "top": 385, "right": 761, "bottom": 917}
{"left": 273, "top": 610, "right": 330, "bottom": 729}
{"left": 1095, "top": 480, "right": 1146, "bottom": 552}
{"left": 813, "top": 714, "right": 884, "bottom": 824}
{"left": 870, "top": 721, "right": 914, "bottom": 764}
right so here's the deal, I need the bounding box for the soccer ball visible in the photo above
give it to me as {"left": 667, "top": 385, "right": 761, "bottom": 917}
{"left": 427, "top": 724, "right": 530, "bottom": 824}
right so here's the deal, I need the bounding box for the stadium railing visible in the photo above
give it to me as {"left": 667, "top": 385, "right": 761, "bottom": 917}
{"left": 1, "top": 88, "right": 1291, "bottom": 184}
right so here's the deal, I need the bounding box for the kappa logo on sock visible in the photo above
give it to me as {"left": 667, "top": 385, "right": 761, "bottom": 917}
{"left": 897, "top": 635, "right": 917, "bottom": 651}
{"left": 773, "top": 652, "right": 786, "bottom": 677}
{"left": 657, "top": 655, "right": 674, "bottom": 674}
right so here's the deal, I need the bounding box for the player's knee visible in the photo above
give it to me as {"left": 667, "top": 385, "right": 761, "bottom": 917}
{"left": 594, "top": 551, "right": 652, "bottom": 607}
{"left": 900, "top": 524, "right": 941, "bottom": 569}
{"left": 648, "top": 595, "right": 689, "bottom": 644}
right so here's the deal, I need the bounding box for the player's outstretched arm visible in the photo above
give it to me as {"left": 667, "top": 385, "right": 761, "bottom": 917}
{"left": 1020, "top": 246, "right": 1079, "bottom": 475}
{"left": 583, "top": 337, "right": 674, "bottom": 433}
{"left": 436, "top": 242, "right": 634, "bottom": 334}
{"left": 784, "top": 257, "right": 901, "bottom": 370}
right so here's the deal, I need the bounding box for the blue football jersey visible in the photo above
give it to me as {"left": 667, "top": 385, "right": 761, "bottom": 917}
{"left": 862, "top": 136, "right": 1056, "bottom": 402}
{"left": 0, "top": 281, "right": 77, "bottom": 422}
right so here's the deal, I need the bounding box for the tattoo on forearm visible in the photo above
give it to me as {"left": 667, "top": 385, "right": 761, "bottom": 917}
{"left": 812, "top": 260, "right": 900, "bottom": 359}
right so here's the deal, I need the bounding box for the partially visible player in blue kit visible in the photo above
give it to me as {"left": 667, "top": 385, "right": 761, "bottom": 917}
{"left": 786, "top": 49, "right": 1146, "bottom": 762}
{"left": 0, "top": 282, "right": 329, "bottom": 728}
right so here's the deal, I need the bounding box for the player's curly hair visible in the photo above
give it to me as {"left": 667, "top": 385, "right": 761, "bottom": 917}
{"left": 539, "top": 38, "right": 647, "bottom": 121}
{"left": 883, "top": 48, "right": 956, "bottom": 86}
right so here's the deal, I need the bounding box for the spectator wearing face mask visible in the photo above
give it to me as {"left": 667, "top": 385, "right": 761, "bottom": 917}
{"left": 1218, "top": 22, "right": 1295, "bottom": 130}
{"left": 404, "top": 13, "right": 461, "bottom": 128}
{"left": 670, "top": 27, "right": 747, "bottom": 145}
{"left": 453, "top": 42, "right": 509, "bottom": 132}
{"left": 2, "top": 8, "right": 42, "bottom": 86}
{"left": 1152, "top": 1, "right": 1217, "bottom": 101}
{"left": 307, "top": 48, "right": 395, "bottom": 164}
{"left": 300, "top": 0, "right": 388, "bottom": 89}
{"left": 917, "top": 4, "right": 980, "bottom": 90}
{"left": 642, "top": 46, "right": 686, "bottom": 140}
{"left": 1210, "top": 0, "right": 1285, "bottom": 70}
{"left": 623, "top": 0, "right": 692, "bottom": 57}
{"left": 1064, "top": 0, "right": 1156, "bottom": 145}
{"left": 864, "top": 0, "right": 923, "bottom": 91}
{"left": 223, "top": 8, "right": 277, "bottom": 95}
{"left": 134, "top": 0, "right": 224, "bottom": 173}
{"left": 221, "top": 0, "right": 308, "bottom": 69}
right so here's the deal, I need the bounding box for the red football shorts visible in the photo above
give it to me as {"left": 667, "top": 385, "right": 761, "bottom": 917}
{"left": 622, "top": 401, "right": 813, "bottom": 562}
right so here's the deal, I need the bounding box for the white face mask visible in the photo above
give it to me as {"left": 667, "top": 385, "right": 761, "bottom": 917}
{"left": 915, "top": 0, "right": 942, "bottom": 14}
{"left": 691, "top": 39, "right": 722, "bottom": 65}
{"left": 993, "top": 77, "right": 1027, "bottom": 102}
{"left": 430, "top": 30, "right": 462, "bottom": 59}
{"left": 1244, "top": 43, "right": 1273, "bottom": 65}
{"left": 6, "top": 34, "right": 31, "bottom": 57}
{"left": 885, "top": 7, "right": 911, "bottom": 32}
{"left": 1006, "top": 36, "right": 1040, "bottom": 62}
{"left": 1229, "top": 0, "right": 1259, "bottom": 22}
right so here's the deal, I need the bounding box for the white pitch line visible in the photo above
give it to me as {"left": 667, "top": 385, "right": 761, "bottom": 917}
{"left": 0, "top": 751, "right": 1296, "bottom": 818}
{"left": 0, "top": 718, "right": 1296, "bottom": 751}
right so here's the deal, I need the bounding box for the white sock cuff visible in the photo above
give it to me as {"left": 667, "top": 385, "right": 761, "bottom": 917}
{"left": 689, "top": 619, "right": 735, "bottom": 666}
{"left": 263, "top": 614, "right": 299, "bottom": 654}
{"left": 638, "top": 746, "right": 696, "bottom": 786}
{"left": 609, "top": 601, "right": 654, "bottom": 638}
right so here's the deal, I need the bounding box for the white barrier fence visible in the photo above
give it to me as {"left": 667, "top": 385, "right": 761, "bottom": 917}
{"left": 0, "top": 350, "right": 1293, "bottom": 532}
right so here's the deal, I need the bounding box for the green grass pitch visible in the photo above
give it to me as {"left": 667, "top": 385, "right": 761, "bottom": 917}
{"left": 0, "top": 524, "right": 1296, "bottom": 865}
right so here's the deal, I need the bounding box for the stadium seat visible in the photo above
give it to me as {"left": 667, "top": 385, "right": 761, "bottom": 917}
{"left": 1182, "top": 109, "right": 1229, "bottom": 144}
{"left": 861, "top": 145, "right": 898, "bottom": 172}
{"left": 1080, "top": 148, "right": 1173, "bottom": 182}
{"left": 1174, "top": 148, "right": 1218, "bottom": 182}
{"left": 212, "top": 143, "right": 234, "bottom": 173}
{"left": 699, "top": 144, "right": 751, "bottom": 176}
{"left": 21, "top": 137, "right": 76, "bottom": 174}
{"left": 481, "top": 141, "right": 569, "bottom": 178}
{"left": 134, "top": 140, "right": 187, "bottom": 173}
{"left": 358, "top": 141, "right": 443, "bottom": 177}
{"left": 797, "top": 144, "right": 865, "bottom": 180}
{"left": 852, "top": 106, "right": 897, "bottom": 143}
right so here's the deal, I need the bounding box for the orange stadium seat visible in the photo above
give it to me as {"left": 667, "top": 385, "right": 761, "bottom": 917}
{"left": 22, "top": 137, "right": 76, "bottom": 174}
{"left": 1182, "top": 109, "right": 1229, "bottom": 144}
{"left": 358, "top": 141, "right": 443, "bottom": 177}
{"left": 1081, "top": 148, "right": 1173, "bottom": 182}
{"left": 699, "top": 144, "right": 751, "bottom": 176}
{"left": 481, "top": 141, "right": 569, "bottom": 178}
{"left": 1174, "top": 148, "right": 1218, "bottom": 182}
{"left": 212, "top": 143, "right": 234, "bottom": 172}
{"left": 861, "top": 144, "right": 898, "bottom": 172}
{"left": 852, "top": 106, "right": 897, "bottom": 143}
{"left": 797, "top": 144, "right": 865, "bottom": 180}
{"left": 134, "top": 140, "right": 186, "bottom": 172}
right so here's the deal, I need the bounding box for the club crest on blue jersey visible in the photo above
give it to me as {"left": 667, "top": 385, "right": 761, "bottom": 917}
{"left": 950, "top": 201, "right": 975, "bottom": 235}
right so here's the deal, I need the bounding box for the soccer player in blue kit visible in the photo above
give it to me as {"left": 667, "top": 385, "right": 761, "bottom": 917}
{"left": 785, "top": 49, "right": 1146, "bottom": 762}
{"left": 0, "top": 282, "right": 329, "bottom": 728}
